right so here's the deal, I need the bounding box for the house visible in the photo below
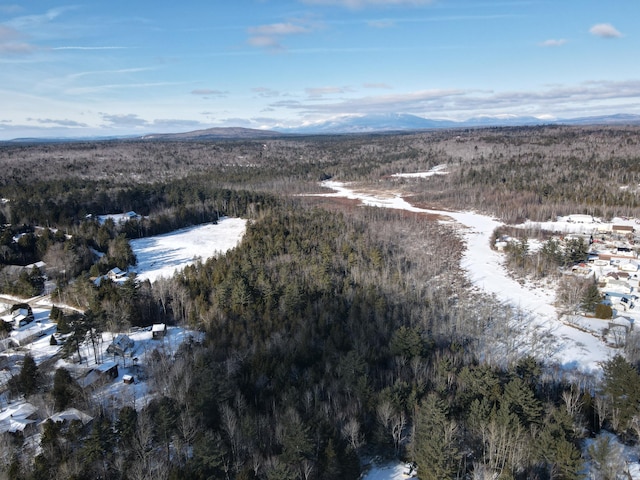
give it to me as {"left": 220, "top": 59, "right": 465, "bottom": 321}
{"left": 613, "top": 225, "right": 634, "bottom": 234}
{"left": 107, "top": 267, "right": 126, "bottom": 281}
{"left": 152, "top": 323, "right": 167, "bottom": 339}
{"left": 10, "top": 303, "right": 34, "bottom": 328}
{"left": 9, "top": 326, "right": 44, "bottom": 347}
{"left": 96, "top": 361, "right": 119, "bottom": 379}
{"left": 42, "top": 408, "right": 93, "bottom": 426}
{"left": 0, "top": 402, "right": 37, "bottom": 434}
{"left": 78, "top": 362, "right": 119, "bottom": 389}
{"left": 106, "top": 334, "right": 134, "bottom": 357}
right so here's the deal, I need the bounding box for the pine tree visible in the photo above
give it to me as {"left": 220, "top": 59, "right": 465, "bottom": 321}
{"left": 52, "top": 367, "right": 76, "bottom": 411}
{"left": 412, "top": 393, "right": 460, "bottom": 480}
{"left": 17, "top": 353, "right": 39, "bottom": 396}
{"left": 600, "top": 355, "right": 640, "bottom": 432}
{"left": 536, "top": 408, "right": 584, "bottom": 480}
{"left": 580, "top": 283, "right": 602, "bottom": 313}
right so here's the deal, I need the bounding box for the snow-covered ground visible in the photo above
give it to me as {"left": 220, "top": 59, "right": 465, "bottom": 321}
{"left": 319, "top": 180, "right": 616, "bottom": 373}
{"left": 131, "top": 217, "right": 247, "bottom": 282}
{"left": 391, "top": 164, "right": 449, "bottom": 178}
{"left": 361, "top": 461, "right": 416, "bottom": 480}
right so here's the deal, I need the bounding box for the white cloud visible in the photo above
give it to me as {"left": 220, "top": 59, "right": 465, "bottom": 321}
{"left": 6, "top": 6, "right": 74, "bottom": 30}
{"left": 100, "top": 113, "right": 149, "bottom": 127}
{"left": 589, "top": 23, "right": 622, "bottom": 39}
{"left": 306, "top": 86, "right": 352, "bottom": 97}
{"left": 247, "top": 35, "right": 282, "bottom": 50}
{"left": 191, "top": 89, "right": 228, "bottom": 97}
{"left": 248, "top": 23, "right": 310, "bottom": 36}
{"left": 363, "top": 83, "right": 392, "bottom": 89}
{"left": 247, "top": 20, "right": 319, "bottom": 51}
{"left": 29, "top": 118, "right": 89, "bottom": 127}
{"left": 53, "top": 46, "right": 129, "bottom": 51}
{"left": 268, "top": 80, "right": 640, "bottom": 119}
{"left": 539, "top": 39, "right": 567, "bottom": 47}
{"left": 252, "top": 87, "right": 281, "bottom": 98}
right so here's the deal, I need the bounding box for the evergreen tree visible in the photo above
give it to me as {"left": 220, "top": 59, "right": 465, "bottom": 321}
{"left": 52, "top": 367, "right": 77, "bottom": 411}
{"left": 580, "top": 283, "right": 602, "bottom": 313}
{"left": 16, "top": 353, "right": 39, "bottom": 396}
{"left": 564, "top": 238, "right": 588, "bottom": 266}
{"left": 600, "top": 355, "right": 640, "bottom": 432}
{"left": 412, "top": 393, "right": 460, "bottom": 480}
{"left": 536, "top": 408, "right": 584, "bottom": 480}
{"left": 502, "top": 377, "right": 543, "bottom": 426}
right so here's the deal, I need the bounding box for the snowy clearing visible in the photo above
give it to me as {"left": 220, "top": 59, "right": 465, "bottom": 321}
{"left": 391, "top": 164, "right": 449, "bottom": 178}
{"left": 361, "top": 461, "right": 416, "bottom": 480}
{"left": 319, "top": 180, "right": 616, "bottom": 373}
{"left": 130, "top": 217, "right": 247, "bottom": 283}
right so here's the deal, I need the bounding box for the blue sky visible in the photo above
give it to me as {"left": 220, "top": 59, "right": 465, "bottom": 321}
{"left": 0, "top": 1, "right": 638, "bottom": 139}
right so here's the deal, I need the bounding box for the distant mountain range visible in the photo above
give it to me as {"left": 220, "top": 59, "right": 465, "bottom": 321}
{"left": 4, "top": 113, "right": 640, "bottom": 143}
{"left": 274, "top": 113, "right": 640, "bottom": 134}
{"left": 140, "top": 127, "right": 281, "bottom": 140}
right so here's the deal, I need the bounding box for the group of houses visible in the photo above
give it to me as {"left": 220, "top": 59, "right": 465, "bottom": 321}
{"left": 561, "top": 220, "right": 640, "bottom": 346}
{"left": 0, "top": 320, "right": 170, "bottom": 441}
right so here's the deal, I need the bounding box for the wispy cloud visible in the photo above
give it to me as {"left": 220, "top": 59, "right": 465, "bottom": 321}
{"left": 539, "top": 39, "right": 567, "bottom": 47}
{"left": 66, "top": 82, "right": 184, "bottom": 95}
{"left": 100, "top": 113, "right": 149, "bottom": 127}
{"left": 6, "top": 6, "right": 74, "bottom": 30}
{"left": 247, "top": 21, "right": 315, "bottom": 51}
{"left": 0, "top": 5, "right": 23, "bottom": 14}
{"left": 252, "top": 87, "right": 281, "bottom": 98}
{"left": 301, "top": 0, "right": 434, "bottom": 8}
{"left": 273, "top": 88, "right": 464, "bottom": 114}
{"left": 363, "top": 82, "right": 392, "bottom": 89}
{"left": 151, "top": 118, "right": 207, "bottom": 128}
{"left": 367, "top": 19, "right": 395, "bottom": 28}
{"left": 306, "top": 86, "right": 353, "bottom": 97}
{"left": 191, "top": 89, "right": 229, "bottom": 97}
{"left": 249, "top": 23, "right": 310, "bottom": 36}
{"left": 589, "top": 23, "right": 622, "bottom": 39}
{"left": 0, "top": 24, "right": 36, "bottom": 54}
{"left": 66, "top": 67, "right": 155, "bottom": 81}
{"left": 53, "top": 46, "right": 129, "bottom": 51}
{"left": 29, "top": 117, "right": 89, "bottom": 127}
{"left": 269, "top": 80, "right": 640, "bottom": 118}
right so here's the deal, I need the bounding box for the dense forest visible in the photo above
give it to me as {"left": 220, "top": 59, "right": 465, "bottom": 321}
{"left": 2, "top": 126, "right": 640, "bottom": 479}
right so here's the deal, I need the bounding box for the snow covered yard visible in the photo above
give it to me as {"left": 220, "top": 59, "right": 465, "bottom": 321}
{"left": 130, "top": 216, "right": 247, "bottom": 282}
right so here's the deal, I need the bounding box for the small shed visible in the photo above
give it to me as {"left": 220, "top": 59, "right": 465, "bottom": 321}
{"left": 96, "top": 361, "right": 119, "bottom": 379}
{"left": 152, "top": 323, "right": 167, "bottom": 339}
{"left": 123, "top": 374, "right": 134, "bottom": 384}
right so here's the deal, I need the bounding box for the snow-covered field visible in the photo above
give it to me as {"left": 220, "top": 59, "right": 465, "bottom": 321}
{"left": 319, "top": 180, "right": 617, "bottom": 373}
{"left": 130, "top": 217, "right": 247, "bottom": 282}
{"left": 391, "top": 164, "right": 449, "bottom": 178}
